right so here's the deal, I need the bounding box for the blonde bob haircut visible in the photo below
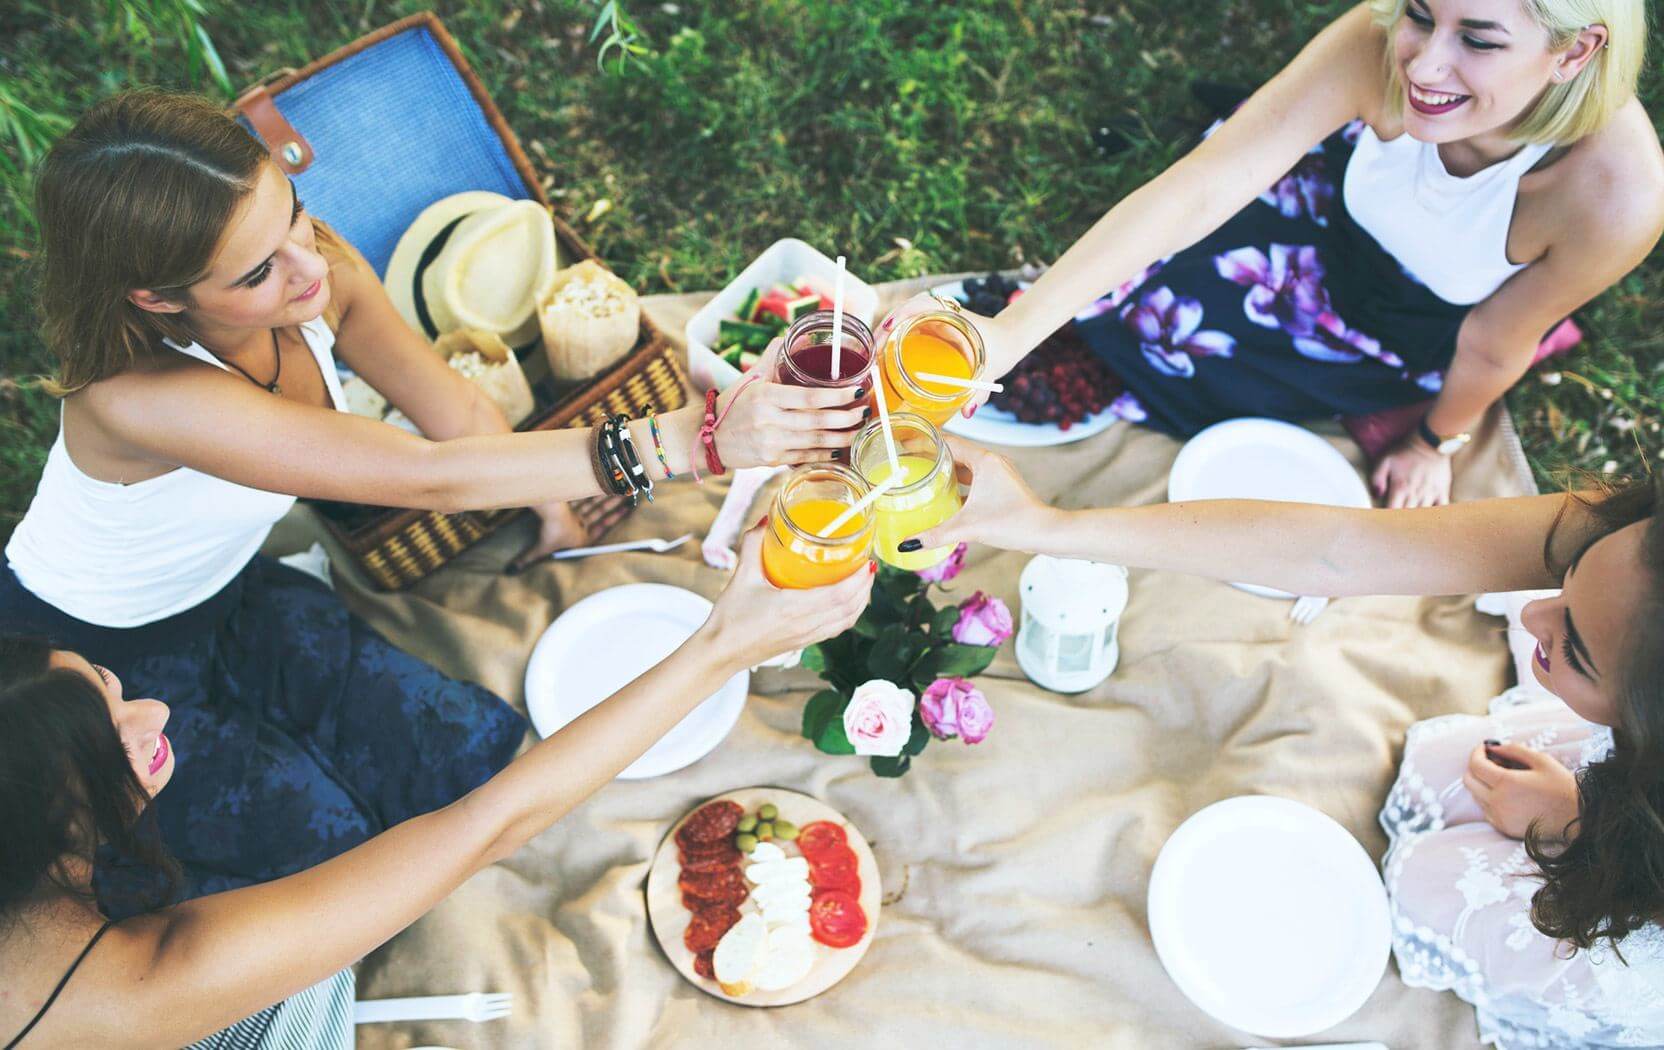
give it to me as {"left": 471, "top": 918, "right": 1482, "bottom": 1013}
{"left": 1369, "top": 0, "right": 1646, "bottom": 145}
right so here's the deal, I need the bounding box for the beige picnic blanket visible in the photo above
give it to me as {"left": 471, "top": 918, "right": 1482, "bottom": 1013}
{"left": 269, "top": 275, "right": 1538, "bottom": 1049}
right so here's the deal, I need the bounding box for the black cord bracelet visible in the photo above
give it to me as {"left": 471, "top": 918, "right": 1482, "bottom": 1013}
{"left": 612, "top": 413, "right": 653, "bottom": 504}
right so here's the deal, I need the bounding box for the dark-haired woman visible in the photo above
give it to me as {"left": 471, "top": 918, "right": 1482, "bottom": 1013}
{"left": 911, "top": 438, "right": 1664, "bottom": 1047}
{"left": 2, "top": 90, "right": 865, "bottom": 909}
{"left": 0, "top": 525, "right": 871, "bottom": 1049}
{"left": 970, "top": 0, "right": 1660, "bottom": 509}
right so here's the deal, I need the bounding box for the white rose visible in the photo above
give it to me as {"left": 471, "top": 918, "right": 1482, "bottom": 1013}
{"left": 842, "top": 679, "right": 915, "bottom": 757}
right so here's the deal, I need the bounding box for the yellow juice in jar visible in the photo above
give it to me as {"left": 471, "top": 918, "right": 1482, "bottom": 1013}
{"left": 879, "top": 330, "right": 975, "bottom": 426}
{"left": 865, "top": 454, "right": 963, "bottom": 570}
{"left": 762, "top": 498, "right": 870, "bottom": 589}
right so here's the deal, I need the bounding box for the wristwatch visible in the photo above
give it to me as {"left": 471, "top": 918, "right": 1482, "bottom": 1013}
{"left": 1417, "top": 418, "right": 1472, "bottom": 457}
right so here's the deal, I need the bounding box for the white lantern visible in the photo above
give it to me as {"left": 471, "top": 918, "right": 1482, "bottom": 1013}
{"left": 1015, "top": 555, "right": 1129, "bottom": 694}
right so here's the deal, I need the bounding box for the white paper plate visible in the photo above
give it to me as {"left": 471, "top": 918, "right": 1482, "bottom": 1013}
{"left": 523, "top": 584, "right": 748, "bottom": 779}
{"left": 1168, "top": 418, "right": 1372, "bottom": 599}
{"left": 1148, "top": 796, "right": 1390, "bottom": 1039}
{"left": 929, "top": 279, "right": 1121, "bottom": 448}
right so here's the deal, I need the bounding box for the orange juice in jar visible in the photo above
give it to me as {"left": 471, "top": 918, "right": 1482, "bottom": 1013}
{"left": 873, "top": 296, "right": 986, "bottom": 426}
{"left": 761, "top": 466, "right": 875, "bottom": 589}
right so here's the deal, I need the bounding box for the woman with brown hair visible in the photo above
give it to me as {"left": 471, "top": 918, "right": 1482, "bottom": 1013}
{"left": 0, "top": 525, "right": 873, "bottom": 1049}
{"left": 909, "top": 439, "right": 1664, "bottom": 1047}
{"left": 1, "top": 90, "right": 866, "bottom": 910}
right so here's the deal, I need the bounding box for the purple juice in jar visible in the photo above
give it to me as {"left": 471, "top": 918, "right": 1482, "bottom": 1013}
{"left": 775, "top": 310, "right": 876, "bottom": 389}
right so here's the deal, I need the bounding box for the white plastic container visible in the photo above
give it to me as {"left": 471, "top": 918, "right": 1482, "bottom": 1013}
{"left": 685, "top": 239, "right": 880, "bottom": 392}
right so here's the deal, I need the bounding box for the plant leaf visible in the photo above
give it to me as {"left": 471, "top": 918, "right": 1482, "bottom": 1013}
{"left": 815, "top": 716, "right": 856, "bottom": 755}
{"left": 800, "top": 643, "right": 827, "bottom": 673}
{"left": 589, "top": 0, "right": 617, "bottom": 43}
{"left": 870, "top": 754, "right": 911, "bottom": 777}
{"left": 801, "top": 688, "right": 844, "bottom": 742}
{"left": 925, "top": 643, "right": 997, "bottom": 679}
{"left": 902, "top": 713, "right": 931, "bottom": 756}
{"left": 931, "top": 605, "right": 961, "bottom": 638}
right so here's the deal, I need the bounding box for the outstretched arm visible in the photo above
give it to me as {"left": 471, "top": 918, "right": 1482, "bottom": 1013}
{"left": 911, "top": 438, "right": 1583, "bottom": 597}
{"left": 82, "top": 527, "right": 874, "bottom": 1048}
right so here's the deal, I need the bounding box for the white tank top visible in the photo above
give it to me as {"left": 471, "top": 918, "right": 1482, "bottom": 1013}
{"left": 5, "top": 318, "right": 347, "bottom": 628}
{"left": 1343, "top": 126, "right": 1553, "bottom": 306}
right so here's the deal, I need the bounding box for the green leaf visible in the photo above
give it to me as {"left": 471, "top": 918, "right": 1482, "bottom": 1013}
{"left": 851, "top": 609, "right": 881, "bottom": 639}
{"left": 801, "top": 689, "right": 844, "bottom": 742}
{"left": 815, "top": 716, "right": 856, "bottom": 755}
{"left": 927, "top": 643, "right": 997, "bottom": 679}
{"left": 903, "top": 713, "right": 931, "bottom": 756}
{"left": 931, "top": 605, "right": 961, "bottom": 638}
{"left": 194, "top": 23, "right": 232, "bottom": 96}
{"left": 868, "top": 624, "right": 921, "bottom": 682}
{"left": 590, "top": 1, "right": 617, "bottom": 43}
{"left": 800, "top": 643, "right": 827, "bottom": 673}
{"left": 870, "top": 754, "right": 911, "bottom": 777}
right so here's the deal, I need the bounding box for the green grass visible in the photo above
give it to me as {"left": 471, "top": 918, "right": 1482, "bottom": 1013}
{"left": 2, "top": 0, "right": 1660, "bottom": 542}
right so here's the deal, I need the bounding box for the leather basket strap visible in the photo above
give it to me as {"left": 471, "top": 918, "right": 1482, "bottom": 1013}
{"left": 234, "top": 85, "right": 314, "bottom": 174}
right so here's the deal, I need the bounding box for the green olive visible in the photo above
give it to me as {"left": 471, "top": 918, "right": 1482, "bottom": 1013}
{"left": 756, "top": 821, "right": 775, "bottom": 841}
{"left": 735, "top": 833, "right": 759, "bottom": 853}
{"left": 758, "top": 803, "right": 779, "bottom": 821}
{"left": 773, "top": 819, "right": 799, "bottom": 841}
{"left": 736, "top": 814, "right": 758, "bottom": 833}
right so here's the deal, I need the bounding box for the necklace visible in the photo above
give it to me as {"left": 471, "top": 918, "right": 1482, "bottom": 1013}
{"left": 212, "top": 329, "right": 283, "bottom": 396}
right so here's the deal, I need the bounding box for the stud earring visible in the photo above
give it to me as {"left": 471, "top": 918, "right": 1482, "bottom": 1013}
{"left": 1552, "top": 70, "right": 1565, "bottom": 82}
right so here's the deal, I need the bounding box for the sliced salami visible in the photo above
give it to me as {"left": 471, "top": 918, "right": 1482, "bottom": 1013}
{"left": 678, "top": 839, "right": 742, "bottom": 864}
{"left": 683, "top": 905, "right": 741, "bottom": 953}
{"left": 679, "top": 850, "right": 743, "bottom": 875}
{"left": 692, "top": 949, "right": 716, "bottom": 979}
{"left": 679, "top": 866, "right": 746, "bottom": 898}
{"left": 682, "top": 881, "right": 748, "bottom": 911}
{"left": 676, "top": 800, "right": 743, "bottom": 847}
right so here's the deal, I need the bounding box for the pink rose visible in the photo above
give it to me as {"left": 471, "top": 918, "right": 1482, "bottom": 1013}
{"left": 841, "top": 679, "right": 916, "bottom": 757}
{"left": 952, "top": 591, "right": 1013, "bottom": 647}
{"left": 956, "top": 688, "right": 995, "bottom": 744}
{"left": 916, "top": 541, "right": 967, "bottom": 584}
{"left": 919, "top": 677, "right": 994, "bottom": 743}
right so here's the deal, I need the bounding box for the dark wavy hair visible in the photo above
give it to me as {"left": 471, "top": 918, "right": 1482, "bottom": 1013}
{"left": 0, "top": 637, "right": 179, "bottom": 921}
{"left": 1526, "top": 476, "right": 1664, "bottom": 951}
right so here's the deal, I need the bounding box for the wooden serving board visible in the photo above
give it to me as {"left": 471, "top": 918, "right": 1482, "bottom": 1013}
{"left": 645, "top": 787, "right": 881, "bottom": 1006}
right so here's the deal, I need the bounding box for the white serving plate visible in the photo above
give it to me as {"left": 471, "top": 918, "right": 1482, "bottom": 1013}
{"left": 929, "top": 279, "right": 1121, "bottom": 447}
{"left": 1167, "top": 418, "right": 1372, "bottom": 599}
{"left": 686, "top": 239, "right": 880, "bottom": 392}
{"left": 1148, "top": 796, "right": 1391, "bottom": 1039}
{"left": 523, "top": 583, "right": 748, "bottom": 779}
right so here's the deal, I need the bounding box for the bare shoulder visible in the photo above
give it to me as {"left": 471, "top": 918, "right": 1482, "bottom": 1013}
{"left": 73, "top": 354, "right": 253, "bottom": 448}
{"left": 1544, "top": 100, "right": 1664, "bottom": 240}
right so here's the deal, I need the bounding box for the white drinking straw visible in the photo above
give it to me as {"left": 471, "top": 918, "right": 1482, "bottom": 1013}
{"left": 915, "top": 371, "right": 1004, "bottom": 393}
{"left": 870, "top": 369, "right": 902, "bottom": 476}
{"left": 816, "top": 476, "right": 898, "bottom": 538}
{"left": 830, "top": 255, "right": 847, "bottom": 382}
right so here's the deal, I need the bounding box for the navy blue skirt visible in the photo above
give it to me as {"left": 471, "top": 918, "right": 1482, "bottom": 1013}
{"left": 1077, "top": 121, "right": 1466, "bottom": 436}
{"left": 0, "top": 555, "right": 526, "bottom": 914}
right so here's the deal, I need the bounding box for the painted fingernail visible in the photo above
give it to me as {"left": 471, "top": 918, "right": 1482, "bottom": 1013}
{"left": 1484, "top": 739, "right": 1501, "bottom": 747}
{"left": 862, "top": 407, "right": 872, "bottom": 420}
{"left": 898, "top": 539, "right": 923, "bottom": 553}
{"left": 867, "top": 561, "right": 878, "bottom": 576}
{"left": 854, "top": 387, "right": 867, "bottom": 399}
{"left": 504, "top": 563, "right": 522, "bottom": 577}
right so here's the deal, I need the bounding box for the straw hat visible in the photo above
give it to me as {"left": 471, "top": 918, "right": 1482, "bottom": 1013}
{"left": 385, "top": 191, "right": 562, "bottom": 350}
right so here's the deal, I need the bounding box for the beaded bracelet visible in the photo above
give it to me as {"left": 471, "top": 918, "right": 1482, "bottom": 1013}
{"left": 598, "top": 418, "right": 634, "bottom": 497}
{"left": 646, "top": 407, "right": 675, "bottom": 480}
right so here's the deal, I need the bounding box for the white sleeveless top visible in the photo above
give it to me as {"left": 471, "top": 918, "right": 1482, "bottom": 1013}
{"left": 1344, "top": 126, "right": 1553, "bottom": 306}
{"left": 5, "top": 318, "right": 347, "bottom": 628}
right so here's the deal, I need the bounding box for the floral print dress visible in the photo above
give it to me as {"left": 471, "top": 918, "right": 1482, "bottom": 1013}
{"left": 1382, "top": 687, "right": 1664, "bottom": 1048}
{"left": 1077, "top": 121, "right": 1461, "bottom": 435}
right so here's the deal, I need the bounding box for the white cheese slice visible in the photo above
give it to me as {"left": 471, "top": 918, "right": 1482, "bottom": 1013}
{"left": 746, "top": 857, "right": 810, "bottom": 885}
{"left": 750, "top": 878, "right": 811, "bottom": 908}
{"left": 751, "top": 926, "right": 817, "bottom": 991}
{"left": 747, "top": 842, "right": 786, "bottom": 864}
{"left": 712, "top": 913, "right": 768, "bottom": 986}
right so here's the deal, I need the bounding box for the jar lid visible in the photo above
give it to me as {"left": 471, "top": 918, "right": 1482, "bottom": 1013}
{"left": 1019, "top": 555, "right": 1128, "bottom": 632}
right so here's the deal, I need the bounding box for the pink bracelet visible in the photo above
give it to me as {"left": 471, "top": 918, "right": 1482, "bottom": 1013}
{"left": 689, "top": 374, "right": 762, "bottom": 484}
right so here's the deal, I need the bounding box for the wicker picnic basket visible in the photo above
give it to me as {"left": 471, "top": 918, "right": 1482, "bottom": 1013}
{"left": 234, "top": 12, "right": 689, "bottom": 590}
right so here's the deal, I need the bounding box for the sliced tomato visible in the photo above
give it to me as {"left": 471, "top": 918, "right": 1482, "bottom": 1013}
{"left": 808, "top": 889, "right": 867, "bottom": 949}
{"left": 808, "top": 850, "right": 861, "bottom": 895}
{"left": 796, "top": 821, "right": 849, "bottom": 861}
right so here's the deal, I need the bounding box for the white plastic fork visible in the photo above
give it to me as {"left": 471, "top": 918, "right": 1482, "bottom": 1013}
{"left": 1289, "top": 595, "right": 1331, "bottom": 626}
{"left": 548, "top": 533, "right": 692, "bottom": 560}
{"left": 353, "top": 992, "right": 513, "bottom": 1024}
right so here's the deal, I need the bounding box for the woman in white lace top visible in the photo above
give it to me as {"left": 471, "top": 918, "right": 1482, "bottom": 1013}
{"left": 909, "top": 440, "right": 1664, "bottom": 1049}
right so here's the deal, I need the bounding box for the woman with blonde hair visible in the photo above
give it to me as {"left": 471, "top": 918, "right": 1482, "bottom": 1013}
{"left": 974, "top": 0, "right": 1660, "bottom": 508}
{"left": 2, "top": 90, "right": 866, "bottom": 910}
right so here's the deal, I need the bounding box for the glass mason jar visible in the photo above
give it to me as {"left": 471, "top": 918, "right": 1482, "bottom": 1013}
{"left": 872, "top": 293, "right": 986, "bottom": 426}
{"left": 761, "top": 465, "right": 875, "bottom": 589}
{"left": 850, "top": 413, "right": 963, "bottom": 570}
{"left": 775, "top": 310, "right": 876, "bottom": 390}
